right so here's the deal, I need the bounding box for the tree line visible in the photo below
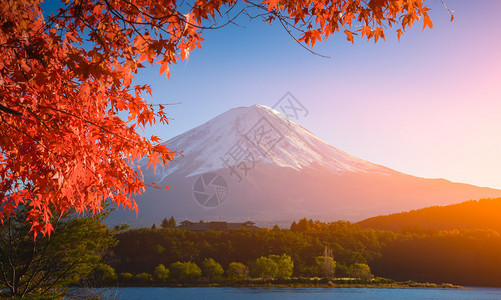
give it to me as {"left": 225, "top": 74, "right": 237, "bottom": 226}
{"left": 99, "top": 253, "right": 374, "bottom": 286}
{"left": 110, "top": 219, "right": 386, "bottom": 280}
{"left": 109, "top": 216, "right": 501, "bottom": 287}
{"left": 5, "top": 209, "right": 501, "bottom": 297}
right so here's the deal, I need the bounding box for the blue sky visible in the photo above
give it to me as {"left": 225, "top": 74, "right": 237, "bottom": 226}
{"left": 132, "top": 1, "right": 501, "bottom": 189}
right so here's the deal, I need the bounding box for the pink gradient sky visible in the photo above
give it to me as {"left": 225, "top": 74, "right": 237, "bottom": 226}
{"left": 133, "top": 0, "right": 501, "bottom": 189}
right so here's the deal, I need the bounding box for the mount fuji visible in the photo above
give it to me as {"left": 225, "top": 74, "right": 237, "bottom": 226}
{"left": 107, "top": 105, "right": 501, "bottom": 227}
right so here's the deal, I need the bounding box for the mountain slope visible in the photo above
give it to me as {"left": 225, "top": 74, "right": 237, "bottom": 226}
{"left": 358, "top": 198, "right": 501, "bottom": 232}
{"left": 140, "top": 104, "right": 393, "bottom": 181}
{"left": 107, "top": 105, "right": 501, "bottom": 227}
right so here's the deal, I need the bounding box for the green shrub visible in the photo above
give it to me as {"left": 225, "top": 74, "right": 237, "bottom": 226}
{"left": 226, "top": 262, "right": 249, "bottom": 281}
{"left": 154, "top": 264, "right": 170, "bottom": 282}
{"left": 91, "top": 263, "right": 117, "bottom": 284}
{"left": 350, "top": 263, "right": 372, "bottom": 280}
{"left": 169, "top": 261, "right": 201, "bottom": 282}
{"left": 315, "top": 256, "right": 336, "bottom": 278}
{"left": 201, "top": 258, "right": 224, "bottom": 280}
{"left": 250, "top": 254, "right": 293, "bottom": 279}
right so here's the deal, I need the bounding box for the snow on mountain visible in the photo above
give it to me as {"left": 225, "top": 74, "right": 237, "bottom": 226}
{"left": 143, "top": 104, "right": 393, "bottom": 182}
{"left": 107, "top": 104, "right": 501, "bottom": 228}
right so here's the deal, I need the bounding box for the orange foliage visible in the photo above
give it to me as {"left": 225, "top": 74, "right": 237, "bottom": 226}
{"left": 0, "top": 0, "right": 439, "bottom": 236}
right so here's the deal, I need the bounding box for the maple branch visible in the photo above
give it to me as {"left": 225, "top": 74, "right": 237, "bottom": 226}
{"left": 153, "top": 102, "right": 181, "bottom": 106}
{"left": 1, "top": 112, "right": 134, "bottom": 212}
{"left": 109, "top": 0, "right": 248, "bottom": 35}
{"left": 242, "top": 1, "right": 330, "bottom": 58}
{"left": 36, "top": 104, "right": 173, "bottom": 167}
{"left": 0, "top": 104, "right": 22, "bottom": 116}
{"left": 440, "top": 0, "right": 455, "bottom": 18}
{"left": 38, "top": 105, "right": 134, "bottom": 143}
{"left": 276, "top": 14, "right": 330, "bottom": 58}
{"left": 22, "top": 106, "right": 51, "bottom": 131}
{"left": 117, "top": 0, "right": 179, "bottom": 23}
{"left": 38, "top": 5, "right": 70, "bottom": 36}
{"left": 101, "top": 0, "right": 158, "bottom": 52}
{"left": 0, "top": 114, "right": 53, "bottom": 157}
{"left": 199, "top": 6, "right": 248, "bottom": 30}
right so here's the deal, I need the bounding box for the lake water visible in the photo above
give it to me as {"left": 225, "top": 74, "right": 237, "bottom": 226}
{"left": 90, "top": 287, "right": 501, "bottom": 300}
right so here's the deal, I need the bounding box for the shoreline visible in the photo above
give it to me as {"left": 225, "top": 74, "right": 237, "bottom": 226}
{"left": 168, "top": 283, "right": 463, "bottom": 289}
{"left": 102, "top": 280, "right": 463, "bottom": 289}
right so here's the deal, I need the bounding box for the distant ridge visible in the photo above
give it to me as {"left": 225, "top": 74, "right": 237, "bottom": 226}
{"left": 358, "top": 198, "right": 501, "bottom": 232}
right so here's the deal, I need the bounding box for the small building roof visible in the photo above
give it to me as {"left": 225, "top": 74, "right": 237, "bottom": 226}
{"left": 176, "top": 220, "right": 259, "bottom": 231}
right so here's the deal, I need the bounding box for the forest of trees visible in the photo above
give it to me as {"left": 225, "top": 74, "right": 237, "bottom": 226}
{"left": 103, "top": 220, "right": 379, "bottom": 286}
{"left": 372, "top": 228, "right": 501, "bottom": 286}
{"left": 110, "top": 220, "right": 386, "bottom": 279}
{"left": 356, "top": 198, "right": 501, "bottom": 286}
{"left": 105, "top": 199, "right": 501, "bottom": 287}
{"left": 4, "top": 199, "right": 501, "bottom": 297}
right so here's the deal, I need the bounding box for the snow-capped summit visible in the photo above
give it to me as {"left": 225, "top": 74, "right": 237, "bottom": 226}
{"left": 110, "top": 105, "right": 501, "bottom": 228}
{"left": 144, "top": 104, "right": 393, "bottom": 182}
